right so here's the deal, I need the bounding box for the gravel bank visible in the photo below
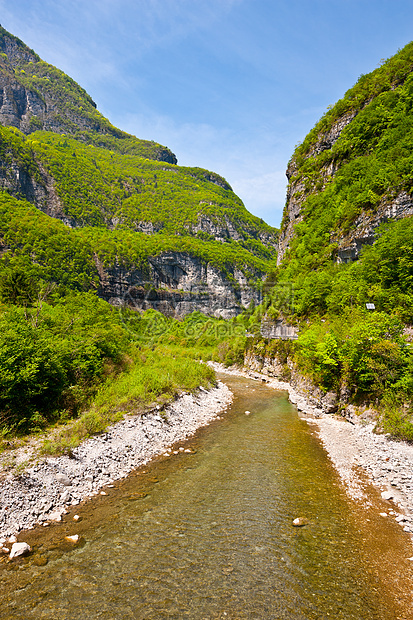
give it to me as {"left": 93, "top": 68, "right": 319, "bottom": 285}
{"left": 0, "top": 381, "right": 232, "bottom": 539}
{"left": 210, "top": 363, "right": 413, "bottom": 537}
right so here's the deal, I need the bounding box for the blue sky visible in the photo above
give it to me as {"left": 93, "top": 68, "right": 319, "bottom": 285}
{"left": 1, "top": 0, "right": 413, "bottom": 226}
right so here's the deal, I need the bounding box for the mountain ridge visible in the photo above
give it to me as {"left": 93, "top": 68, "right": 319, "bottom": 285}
{"left": 0, "top": 26, "right": 278, "bottom": 318}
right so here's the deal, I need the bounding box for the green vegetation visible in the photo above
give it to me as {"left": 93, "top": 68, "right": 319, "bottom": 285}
{"left": 259, "top": 41, "right": 413, "bottom": 441}
{"left": 25, "top": 130, "right": 276, "bottom": 259}
{"left": 0, "top": 285, "right": 222, "bottom": 448}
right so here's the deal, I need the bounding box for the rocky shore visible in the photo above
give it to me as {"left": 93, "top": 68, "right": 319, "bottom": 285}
{"left": 210, "top": 362, "right": 413, "bottom": 538}
{"left": 0, "top": 381, "right": 232, "bottom": 541}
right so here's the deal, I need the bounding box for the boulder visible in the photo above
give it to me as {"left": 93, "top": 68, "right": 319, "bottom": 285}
{"left": 10, "top": 542, "right": 31, "bottom": 559}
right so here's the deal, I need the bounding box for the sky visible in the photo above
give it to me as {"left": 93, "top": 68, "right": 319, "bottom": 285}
{"left": 1, "top": 1, "right": 413, "bottom": 227}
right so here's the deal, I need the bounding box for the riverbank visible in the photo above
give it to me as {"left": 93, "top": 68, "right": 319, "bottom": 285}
{"left": 209, "top": 362, "right": 413, "bottom": 538}
{"left": 0, "top": 381, "right": 232, "bottom": 540}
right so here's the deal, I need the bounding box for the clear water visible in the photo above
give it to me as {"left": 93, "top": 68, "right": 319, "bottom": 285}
{"left": 1, "top": 375, "right": 413, "bottom": 619}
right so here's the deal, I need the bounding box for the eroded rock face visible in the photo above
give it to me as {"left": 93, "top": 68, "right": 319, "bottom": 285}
{"left": 97, "top": 252, "right": 263, "bottom": 319}
{"left": 278, "top": 113, "right": 359, "bottom": 265}
{"left": 335, "top": 191, "right": 413, "bottom": 262}
{"left": 193, "top": 214, "right": 277, "bottom": 247}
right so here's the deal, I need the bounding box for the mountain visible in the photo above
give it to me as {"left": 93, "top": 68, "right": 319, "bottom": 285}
{"left": 0, "top": 26, "right": 277, "bottom": 318}
{"left": 277, "top": 42, "right": 413, "bottom": 270}
{"left": 250, "top": 42, "right": 413, "bottom": 440}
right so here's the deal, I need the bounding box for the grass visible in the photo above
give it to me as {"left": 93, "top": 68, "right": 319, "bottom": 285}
{"left": 41, "top": 345, "right": 216, "bottom": 456}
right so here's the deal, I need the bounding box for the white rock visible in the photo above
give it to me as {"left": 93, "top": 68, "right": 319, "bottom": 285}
{"left": 381, "top": 491, "right": 394, "bottom": 501}
{"left": 8, "top": 535, "right": 17, "bottom": 543}
{"left": 1, "top": 547, "right": 10, "bottom": 554}
{"left": 245, "top": 411, "right": 251, "bottom": 415}
{"left": 379, "top": 513, "right": 388, "bottom": 517}
{"left": 100, "top": 491, "right": 107, "bottom": 496}
{"left": 55, "top": 473, "right": 72, "bottom": 486}
{"left": 65, "top": 534, "right": 79, "bottom": 543}
{"left": 73, "top": 515, "right": 81, "bottom": 522}
{"left": 48, "top": 511, "right": 62, "bottom": 522}
{"left": 10, "top": 542, "right": 31, "bottom": 559}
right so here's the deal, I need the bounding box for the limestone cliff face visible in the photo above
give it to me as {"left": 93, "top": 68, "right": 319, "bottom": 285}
{"left": 277, "top": 112, "right": 358, "bottom": 265}
{"left": 192, "top": 214, "right": 277, "bottom": 247}
{"left": 96, "top": 252, "right": 263, "bottom": 319}
{"left": 335, "top": 191, "right": 413, "bottom": 262}
{"left": 277, "top": 48, "right": 413, "bottom": 266}
{"left": 0, "top": 138, "right": 74, "bottom": 225}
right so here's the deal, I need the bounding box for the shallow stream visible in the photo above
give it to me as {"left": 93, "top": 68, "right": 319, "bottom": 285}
{"left": 1, "top": 375, "right": 413, "bottom": 619}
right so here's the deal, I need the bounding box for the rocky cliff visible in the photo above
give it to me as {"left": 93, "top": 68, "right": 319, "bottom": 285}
{"left": 97, "top": 251, "right": 262, "bottom": 319}
{"left": 277, "top": 41, "right": 413, "bottom": 266}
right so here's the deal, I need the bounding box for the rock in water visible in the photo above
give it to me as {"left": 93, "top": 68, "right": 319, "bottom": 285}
{"left": 65, "top": 534, "right": 79, "bottom": 543}
{"left": 292, "top": 517, "right": 309, "bottom": 527}
{"left": 9, "top": 542, "right": 31, "bottom": 559}
{"left": 381, "top": 491, "right": 394, "bottom": 501}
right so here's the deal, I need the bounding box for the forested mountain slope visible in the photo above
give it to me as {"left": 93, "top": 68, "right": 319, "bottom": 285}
{"left": 278, "top": 41, "right": 413, "bottom": 268}
{"left": 0, "top": 26, "right": 277, "bottom": 318}
{"left": 249, "top": 43, "right": 413, "bottom": 440}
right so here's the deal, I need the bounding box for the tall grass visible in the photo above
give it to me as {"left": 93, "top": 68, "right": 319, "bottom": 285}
{"left": 42, "top": 345, "right": 215, "bottom": 455}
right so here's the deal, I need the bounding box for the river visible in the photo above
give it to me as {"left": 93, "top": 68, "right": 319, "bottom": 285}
{"left": 1, "top": 374, "right": 413, "bottom": 619}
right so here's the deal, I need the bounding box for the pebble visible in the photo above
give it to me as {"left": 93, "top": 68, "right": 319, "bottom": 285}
{"left": 55, "top": 473, "right": 71, "bottom": 486}
{"left": 292, "top": 517, "right": 309, "bottom": 527}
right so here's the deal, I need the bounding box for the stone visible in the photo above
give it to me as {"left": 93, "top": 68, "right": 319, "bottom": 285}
{"left": 65, "top": 534, "right": 79, "bottom": 543}
{"left": 292, "top": 517, "right": 309, "bottom": 527}
{"left": 73, "top": 515, "right": 82, "bottom": 522}
{"left": 8, "top": 535, "right": 17, "bottom": 543}
{"left": 245, "top": 410, "right": 251, "bottom": 415}
{"left": 381, "top": 491, "right": 394, "bottom": 501}
{"left": 9, "top": 542, "right": 31, "bottom": 559}
{"left": 1, "top": 547, "right": 10, "bottom": 554}
{"left": 60, "top": 490, "right": 71, "bottom": 503}
{"left": 55, "top": 473, "right": 71, "bottom": 486}
{"left": 379, "top": 513, "right": 388, "bottom": 517}
{"left": 48, "top": 511, "right": 62, "bottom": 522}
